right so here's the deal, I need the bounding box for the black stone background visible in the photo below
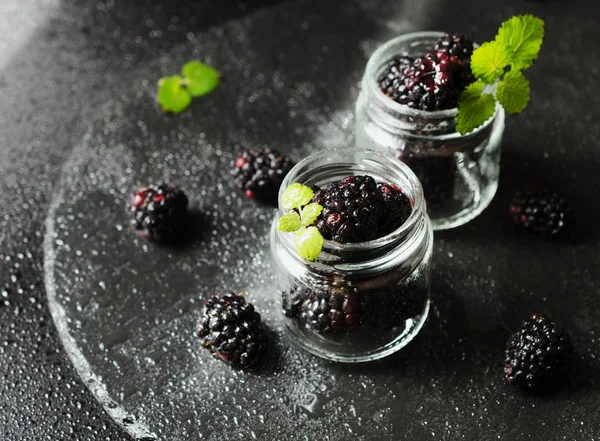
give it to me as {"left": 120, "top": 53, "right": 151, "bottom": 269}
{"left": 1, "top": 0, "right": 599, "bottom": 440}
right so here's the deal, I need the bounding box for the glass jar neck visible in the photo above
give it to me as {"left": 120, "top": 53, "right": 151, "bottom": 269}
{"left": 274, "top": 149, "right": 431, "bottom": 277}
{"left": 360, "top": 31, "right": 498, "bottom": 145}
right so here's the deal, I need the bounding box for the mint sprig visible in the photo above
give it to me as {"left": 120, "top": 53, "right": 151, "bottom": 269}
{"left": 456, "top": 15, "right": 544, "bottom": 134}
{"left": 277, "top": 184, "right": 325, "bottom": 262}
{"left": 157, "top": 61, "right": 221, "bottom": 114}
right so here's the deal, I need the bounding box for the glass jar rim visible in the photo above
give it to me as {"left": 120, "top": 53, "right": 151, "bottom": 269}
{"left": 362, "top": 31, "right": 498, "bottom": 138}
{"left": 277, "top": 147, "right": 426, "bottom": 255}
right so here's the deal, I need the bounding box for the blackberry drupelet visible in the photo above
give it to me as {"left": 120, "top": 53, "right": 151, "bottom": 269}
{"left": 232, "top": 147, "right": 295, "bottom": 200}
{"left": 504, "top": 314, "right": 573, "bottom": 389}
{"left": 509, "top": 185, "right": 574, "bottom": 236}
{"left": 378, "top": 33, "right": 475, "bottom": 110}
{"left": 196, "top": 292, "right": 266, "bottom": 368}
{"left": 378, "top": 183, "right": 412, "bottom": 235}
{"left": 131, "top": 183, "right": 188, "bottom": 241}
{"left": 434, "top": 32, "right": 475, "bottom": 60}
{"left": 312, "top": 175, "right": 385, "bottom": 243}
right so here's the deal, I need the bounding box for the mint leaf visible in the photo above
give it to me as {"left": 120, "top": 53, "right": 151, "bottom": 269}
{"left": 157, "top": 75, "right": 192, "bottom": 114}
{"left": 496, "top": 69, "right": 530, "bottom": 114}
{"left": 182, "top": 61, "right": 221, "bottom": 97}
{"left": 300, "top": 203, "right": 323, "bottom": 226}
{"left": 294, "top": 227, "right": 324, "bottom": 262}
{"left": 456, "top": 80, "right": 496, "bottom": 134}
{"left": 281, "top": 183, "right": 314, "bottom": 210}
{"left": 496, "top": 15, "right": 544, "bottom": 71}
{"left": 278, "top": 212, "right": 302, "bottom": 232}
{"left": 470, "top": 41, "right": 512, "bottom": 84}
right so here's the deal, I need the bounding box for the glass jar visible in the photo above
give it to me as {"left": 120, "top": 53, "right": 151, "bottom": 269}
{"left": 270, "top": 149, "right": 432, "bottom": 362}
{"left": 355, "top": 32, "right": 505, "bottom": 230}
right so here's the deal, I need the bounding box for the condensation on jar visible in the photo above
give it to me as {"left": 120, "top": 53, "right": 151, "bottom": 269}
{"left": 270, "top": 149, "right": 432, "bottom": 363}
{"left": 356, "top": 31, "right": 505, "bottom": 230}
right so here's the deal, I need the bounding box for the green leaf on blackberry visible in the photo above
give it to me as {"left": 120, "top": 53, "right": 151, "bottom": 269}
{"left": 496, "top": 69, "right": 530, "bottom": 114}
{"left": 456, "top": 80, "right": 496, "bottom": 134}
{"left": 278, "top": 212, "right": 302, "bottom": 232}
{"left": 182, "top": 61, "right": 221, "bottom": 97}
{"left": 300, "top": 203, "right": 323, "bottom": 226}
{"left": 470, "top": 41, "right": 512, "bottom": 84}
{"left": 294, "top": 226, "right": 324, "bottom": 262}
{"left": 281, "top": 183, "right": 314, "bottom": 210}
{"left": 496, "top": 15, "right": 544, "bottom": 71}
{"left": 157, "top": 75, "right": 192, "bottom": 114}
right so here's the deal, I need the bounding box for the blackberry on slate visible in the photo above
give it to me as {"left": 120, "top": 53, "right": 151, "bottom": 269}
{"left": 232, "top": 147, "right": 295, "bottom": 200}
{"left": 196, "top": 292, "right": 266, "bottom": 368}
{"left": 131, "top": 183, "right": 188, "bottom": 241}
{"left": 504, "top": 314, "right": 573, "bottom": 389}
{"left": 509, "top": 186, "right": 574, "bottom": 236}
{"left": 378, "top": 183, "right": 412, "bottom": 235}
{"left": 312, "top": 175, "right": 385, "bottom": 243}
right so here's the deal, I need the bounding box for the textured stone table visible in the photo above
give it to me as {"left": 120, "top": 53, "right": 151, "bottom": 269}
{"left": 1, "top": 0, "right": 599, "bottom": 440}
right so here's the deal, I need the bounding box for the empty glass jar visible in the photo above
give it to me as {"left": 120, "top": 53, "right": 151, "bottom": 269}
{"left": 270, "top": 149, "right": 432, "bottom": 362}
{"left": 356, "top": 32, "right": 505, "bottom": 230}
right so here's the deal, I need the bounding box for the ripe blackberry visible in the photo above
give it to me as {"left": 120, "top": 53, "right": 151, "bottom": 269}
{"left": 232, "top": 147, "right": 295, "bottom": 200}
{"left": 509, "top": 186, "right": 574, "bottom": 236}
{"left": 378, "top": 33, "right": 475, "bottom": 111}
{"left": 131, "top": 183, "right": 188, "bottom": 241}
{"left": 504, "top": 314, "right": 573, "bottom": 389}
{"left": 284, "top": 282, "right": 427, "bottom": 334}
{"left": 378, "top": 183, "right": 412, "bottom": 235}
{"left": 434, "top": 32, "right": 475, "bottom": 60}
{"left": 312, "top": 175, "right": 385, "bottom": 243}
{"left": 196, "top": 292, "right": 266, "bottom": 368}
{"left": 286, "top": 287, "right": 360, "bottom": 333}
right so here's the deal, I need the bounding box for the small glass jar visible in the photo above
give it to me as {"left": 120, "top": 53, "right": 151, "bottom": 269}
{"left": 270, "top": 149, "right": 432, "bottom": 362}
{"left": 355, "top": 32, "right": 505, "bottom": 230}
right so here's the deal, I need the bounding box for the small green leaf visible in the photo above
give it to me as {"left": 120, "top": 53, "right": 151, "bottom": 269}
{"left": 496, "top": 15, "right": 544, "bottom": 71}
{"left": 281, "top": 183, "right": 314, "bottom": 210}
{"left": 456, "top": 80, "right": 497, "bottom": 135}
{"left": 294, "top": 227, "right": 324, "bottom": 262}
{"left": 496, "top": 69, "right": 530, "bottom": 114}
{"left": 278, "top": 212, "right": 302, "bottom": 232}
{"left": 157, "top": 75, "right": 192, "bottom": 114}
{"left": 182, "top": 61, "right": 221, "bottom": 97}
{"left": 300, "top": 203, "right": 323, "bottom": 226}
{"left": 470, "top": 41, "right": 512, "bottom": 84}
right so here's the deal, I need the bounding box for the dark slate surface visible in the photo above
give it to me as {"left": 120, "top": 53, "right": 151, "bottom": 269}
{"left": 1, "top": 0, "right": 599, "bottom": 440}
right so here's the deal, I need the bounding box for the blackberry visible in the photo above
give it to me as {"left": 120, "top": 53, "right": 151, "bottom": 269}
{"left": 378, "top": 33, "right": 475, "bottom": 111}
{"left": 285, "top": 279, "right": 428, "bottom": 335}
{"left": 378, "top": 183, "right": 412, "bottom": 235}
{"left": 232, "top": 147, "right": 295, "bottom": 200}
{"left": 504, "top": 314, "right": 573, "bottom": 389}
{"left": 509, "top": 186, "right": 574, "bottom": 236}
{"left": 434, "top": 32, "right": 475, "bottom": 60}
{"left": 131, "top": 183, "right": 188, "bottom": 241}
{"left": 196, "top": 292, "right": 266, "bottom": 368}
{"left": 286, "top": 287, "right": 361, "bottom": 333}
{"left": 312, "top": 175, "right": 413, "bottom": 243}
{"left": 313, "top": 175, "right": 385, "bottom": 243}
